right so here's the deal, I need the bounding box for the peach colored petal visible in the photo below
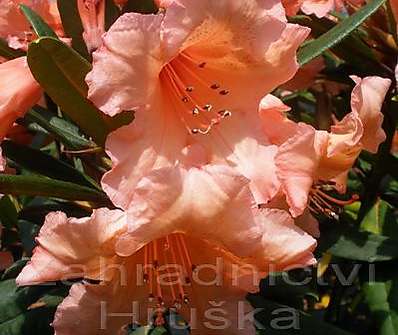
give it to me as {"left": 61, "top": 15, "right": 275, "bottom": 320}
{"left": 53, "top": 236, "right": 258, "bottom": 335}
{"left": 77, "top": 0, "right": 105, "bottom": 52}
{"left": 0, "top": 57, "right": 42, "bottom": 170}
{"left": 259, "top": 94, "right": 298, "bottom": 145}
{"left": 301, "top": 0, "right": 335, "bottom": 18}
{"left": 349, "top": 75, "right": 391, "bottom": 153}
{"left": 275, "top": 124, "right": 329, "bottom": 217}
{"left": 16, "top": 209, "right": 126, "bottom": 285}
{"left": 282, "top": 0, "right": 304, "bottom": 16}
{"left": 114, "top": 164, "right": 316, "bottom": 272}
{"left": 0, "top": 0, "right": 64, "bottom": 50}
{"left": 101, "top": 96, "right": 187, "bottom": 210}
{"left": 93, "top": 3, "right": 309, "bottom": 211}
{"left": 87, "top": 13, "right": 164, "bottom": 116}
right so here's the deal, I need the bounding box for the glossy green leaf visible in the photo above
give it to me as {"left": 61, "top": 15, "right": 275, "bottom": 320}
{"left": 0, "top": 195, "right": 19, "bottom": 229}
{"left": 361, "top": 199, "right": 398, "bottom": 236}
{"left": 27, "top": 37, "right": 109, "bottom": 145}
{"left": 2, "top": 140, "right": 100, "bottom": 190}
{"left": 297, "top": 0, "right": 387, "bottom": 66}
{"left": 247, "top": 294, "right": 353, "bottom": 335}
{"left": 26, "top": 106, "right": 96, "bottom": 150}
{"left": 0, "top": 38, "right": 25, "bottom": 59}
{"left": 57, "top": 0, "right": 89, "bottom": 58}
{"left": 0, "top": 280, "right": 68, "bottom": 335}
{"left": 19, "top": 4, "right": 58, "bottom": 39}
{"left": 27, "top": 37, "right": 134, "bottom": 146}
{"left": 364, "top": 279, "right": 398, "bottom": 335}
{"left": 319, "top": 226, "right": 398, "bottom": 262}
{"left": 0, "top": 174, "right": 109, "bottom": 204}
{"left": 1, "top": 258, "right": 29, "bottom": 280}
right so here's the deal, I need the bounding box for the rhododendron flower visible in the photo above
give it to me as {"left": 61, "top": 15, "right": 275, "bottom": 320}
{"left": 17, "top": 167, "right": 316, "bottom": 334}
{"left": 0, "top": 0, "right": 64, "bottom": 50}
{"left": 77, "top": 0, "right": 105, "bottom": 52}
{"left": 0, "top": 57, "right": 42, "bottom": 170}
{"left": 86, "top": 0, "right": 310, "bottom": 212}
{"left": 261, "top": 76, "right": 391, "bottom": 217}
{"left": 282, "top": 0, "right": 364, "bottom": 18}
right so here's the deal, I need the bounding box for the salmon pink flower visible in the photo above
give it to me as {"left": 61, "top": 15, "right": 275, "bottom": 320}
{"left": 86, "top": 0, "right": 310, "bottom": 211}
{"left": 261, "top": 76, "right": 391, "bottom": 217}
{"left": 0, "top": 0, "right": 64, "bottom": 50}
{"left": 17, "top": 167, "right": 316, "bottom": 334}
{"left": 77, "top": 0, "right": 105, "bottom": 52}
{"left": 282, "top": 0, "right": 364, "bottom": 18}
{"left": 0, "top": 57, "right": 42, "bottom": 170}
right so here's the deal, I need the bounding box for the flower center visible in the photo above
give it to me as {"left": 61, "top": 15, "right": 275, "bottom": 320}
{"left": 308, "top": 181, "right": 359, "bottom": 219}
{"left": 160, "top": 51, "right": 233, "bottom": 136}
{"left": 141, "top": 233, "right": 196, "bottom": 310}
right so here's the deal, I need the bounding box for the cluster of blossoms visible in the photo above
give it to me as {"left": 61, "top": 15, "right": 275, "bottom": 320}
{"left": 0, "top": 0, "right": 393, "bottom": 334}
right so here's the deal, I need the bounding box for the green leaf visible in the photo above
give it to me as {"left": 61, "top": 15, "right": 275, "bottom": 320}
{"left": 297, "top": 0, "right": 387, "bottom": 66}
{"left": 0, "top": 38, "right": 25, "bottom": 60}
{"left": 0, "top": 195, "right": 19, "bottom": 229}
{"left": 18, "top": 220, "right": 40, "bottom": 255}
{"left": 1, "top": 258, "right": 29, "bottom": 280}
{"left": 361, "top": 199, "right": 398, "bottom": 236}
{"left": 0, "top": 174, "right": 109, "bottom": 204}
{"left": 26, "top": 106, "right": 96, "bottom": 150}
{"left": 27, "top": 37, "right": 134, "bottom": 146}
{"left": 0, "top": 280, "right": 68, "bottom": 335}
{"left": 19, "top": 4, "right": 58, "bottom": 39}
{"left": 247, "top": 294, "right": 353, "bottom": 335}
{"left": 57, "top": 0, "right": 89, "bottom": 58}
{"left": 319, "top": 226, "right": 398, "bottom": 262}
{"left": 27, "top": 37, "right": 109, "bottom": 145}
{"left": 2, "top": 140, "right": 100, "bottom": 190}
{"left": 364, "top": 279, "right": 398, "bottom": 335}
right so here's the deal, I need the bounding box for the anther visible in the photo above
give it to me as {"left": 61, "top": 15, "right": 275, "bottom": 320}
{"left": 199, "top": 62, "right": 206, "bottom": 68}
{"left": 191, "top": 128, "right": 199, "bottom": 134}
{"left": 183, "top": 295, "right": 190, "bottom": 304}
{"left": 219, "top": 89, "right": 229, "bottom": 95}
{"left": 211, "top": 83, "right": 220, "bottom": 90}
{"left": 192, "top": 107, "right": 200, "bottom": 115}
{"left": 203, "top": 104, "right": 212, "bottom": 111}
{"left": 218, "top": 110, "right": 232, "bottom": 118}
{"left": 143, "top": 273, "right": 149, "bottom": 283}
{"left": 182, "top": 96, "right": 189, "bottom": 103}
{"left": 186, "top": 86, "right": 194, "bottom": 92}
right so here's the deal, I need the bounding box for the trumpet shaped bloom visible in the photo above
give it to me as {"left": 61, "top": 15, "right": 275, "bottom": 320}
{"left": 87, "top": 0, "right": 310, "bottom": 211}
{"left": 261, "top": 76, "right": 391, "bottom": 217}
{"left": 17, "top": 166, "right": 316, "bottom": 334}
{"left": 0, "top": 0, "right": 63, "bottom": 50}
{"left": 0, "top": 57, "right": 42, "bottom": 170}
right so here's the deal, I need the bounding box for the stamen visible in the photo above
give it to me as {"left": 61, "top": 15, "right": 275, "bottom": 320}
{"left": 218, "top": 110, "right": 232, "bottom": 118}
{"left": 186, "top": 86, "right": 194, "bottom": 92}
{"left": 192, "top": 107, "right": 200, "bottom": 115}
{"left": 199, "top": 62, "right": 206, "bottom": 68}
{"left": 203, "top": 104, "right": 213, "bottom": 111}
{"left": 211, "top": 83, "right": 220, "bottom": 90}
{"left": 219, "top": 89, "right": 230, "bottom": 95}
{"left": 308, "top": 184, "right": 359, "bottom": 220}
{"left": 182, "top": 96, "right": 189, "bottom": 103}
